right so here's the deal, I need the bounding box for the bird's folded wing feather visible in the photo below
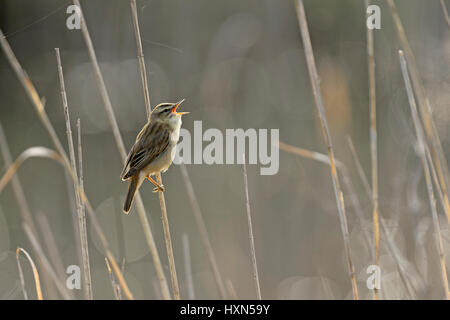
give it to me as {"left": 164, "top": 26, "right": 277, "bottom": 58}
{"left": 121, "top": 123, "right": 170, "bottom": 179}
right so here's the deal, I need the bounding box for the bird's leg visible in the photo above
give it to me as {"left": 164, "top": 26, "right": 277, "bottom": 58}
{"left": 147, "top": 175, "right": 165, "bottom": 192}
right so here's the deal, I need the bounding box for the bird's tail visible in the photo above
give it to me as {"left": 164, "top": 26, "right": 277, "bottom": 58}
{"left": 123, "top": 175, "right": 139, "bottom": 214}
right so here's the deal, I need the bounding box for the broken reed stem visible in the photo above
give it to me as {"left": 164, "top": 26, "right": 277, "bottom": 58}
{"left": 16, "top": 248, "right": 42, "bottom": 300}
{"left": 399, "top": 50, "right": 450, "bottom": 299}
{"left": 294, "top": 0, "right": 358, "bottom": 299}
{"left": 387, "top": 0, "right": 450, "bottom": 230}
{"left": 182, "top": 233, "right": 195, "bottom": 300}
{"left": 129, "top": 0, "right": 180, "bottom": 299}
{"left": 280, "top": 141, "right": 417, "bottom": 299}
{"left": 179, "top": 163, "right": 227, "bottom": 298}
{"left": 440, "top": 0, "right": 450, "bottom": 29}
{"left": 365, "top": 0, "right": 380, "bottom": 300}
{"left": 55, "top": 48, "right": 92, "bottom": 300}
{"left": 72, "top": 0, "right": 170, "bottom": 299}
{"left": 242, "top": 157, "right": 262, "bottom": 300}
{"left": 0, "top": 27, "right": 134, "bottom": 300}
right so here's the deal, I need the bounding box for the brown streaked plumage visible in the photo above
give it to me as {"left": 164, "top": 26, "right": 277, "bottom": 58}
{"left": 121, "top": 99, "right": 188, "bottom": 213}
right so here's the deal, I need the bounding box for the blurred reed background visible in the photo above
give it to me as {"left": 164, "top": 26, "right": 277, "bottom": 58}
{"left": 0, "top": 0, "right": 449, "bottom": 299}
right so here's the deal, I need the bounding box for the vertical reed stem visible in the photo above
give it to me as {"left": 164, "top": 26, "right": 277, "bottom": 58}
{"left": 294, "top": 0, "right": 358, "bottom": 299}
{"left": 0, "top": 26, "right": 134, "bottom": 300}
{"left": 387, "top": 0, "right": 450, "bottom": 230}
{"left": 130, "top": 0, "right": 180, "bottom": 299}
{"left": 242, "top": 156, "right": 262, "bottom": 300}
{"left": 182, "top": 233, "right": 195, "bottom": 300}
{"left": 179, "top": 163, "right": 227, "bottom": 298}
{"left": 72, "top": 0, "right": 171, "bottom": 299}
{"left": 55, "top": 48, "right": 92, "bottom": 300}
{"left": 365, "top": 0, "right": 380, "bottom": 299}
{"left": 399, "top": 50, "right": 450, "bottom": 299}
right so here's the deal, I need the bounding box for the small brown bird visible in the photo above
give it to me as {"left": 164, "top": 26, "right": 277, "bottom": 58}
{"left": 121, "top": 99, "right": 188, "bottom": 213}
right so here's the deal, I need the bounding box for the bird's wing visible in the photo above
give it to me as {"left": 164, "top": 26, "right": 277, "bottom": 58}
{"left": 121, "top": 122, "right": 171, "bottom": 180}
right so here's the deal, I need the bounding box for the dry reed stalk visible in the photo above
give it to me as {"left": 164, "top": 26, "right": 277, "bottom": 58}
{"left": 0, "top": 147, "right": 62, "bottom": 193}
{"left": 278, "top": 141, "right": 343, "bottom": 167}
{"left": 0, "top": 148, "right": 93, "bottom": 299}
{"left": 378, "top": 218, "right": 417, "bottom": 299}
{"left": 15, "top": 249, "right": 28, "bottom": 299}
{"left": 283, "top": 139, "right": 378, "bottom": 259}
{"left": 129, "top": 0, "right": 180, "bottom": 299}
{"left": 16, "top": 248, "right": 42, "bottom": 300}
{"left": 425, "top": 145, "right": 450, "bottom": 225}
{"left": 22, "top": 224, "right": 72, "bottom": 299}
{"left": 35, "top": 212, "right": 74, "bottom": 298}
{"left": 76, "top": 119, "right": 90, "bottom": 294}
{"left": 399, "top": 50, "right": 450, "bottom": 299}
{"left": 63, "top": 168, "right": 83, "bottom": 268}
{"left": 105, "top": 257, "right": 122, "bottom": 300}
{"left": 182, "top": 233, "right": 195, "bottom": 300}
{"left": 282, "top": 135, "right": 415, "bottom": 284}
{"left": 130, "top": 0, "right": 151, "bottom": 119}
{"left": 364, "top": 0, "right": 380, "bottom": 300}
{"left": 0, "top": 125, "right": 67, "bottom": 298}
{"left": 179, "top": 163, "right": 227, "bottom": 298}
{"left": 317, "top": 265, "right": 335, "bottom": 299}
{"left": 225, "top": 280, "right": 238, "bottom": 300}
{"left": 387, "top": 0, "right": 450, "bottom": 229}
{"left": 55, "top": 48, "right": 92, "bottom": 300}
{"left": 440, "top": 0, "right": 450, "bottom": 28}
{"left": 0, "top": 28, "right": 134, "bottom": 300}
{"left": 279, "top": 140, "right": 373, "bottom": 256}
{"left": 346, "top": 138, "right": 371, "bottom": 197}
{"left": 71, "top": 0, "right": 171, "bottom": 299}
{"left": 346, "top": 137, "right": 419, "bottom": 299}
{"left": 156, "top": 172, "right": 180, "bottom": 299}
{"left": 0, "top": 123, "right": 40, "bottom": 241}
{"left": 242, "top": 157, "right": 262, "bottom": 299}
{"left": 294, "top": 0, "right": 358, "bottom": 299}
{"left": 281, "top": 140, "right": 418, "bottom": 299}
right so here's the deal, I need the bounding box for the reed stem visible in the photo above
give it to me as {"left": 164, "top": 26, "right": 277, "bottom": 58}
{"left": 294, "top": 0, "right": 358, "bottom": 299}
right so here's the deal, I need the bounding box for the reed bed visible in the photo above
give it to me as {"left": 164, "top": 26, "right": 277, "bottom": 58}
{"left": 0, "top": 0, "right": 448, "bottom": 301}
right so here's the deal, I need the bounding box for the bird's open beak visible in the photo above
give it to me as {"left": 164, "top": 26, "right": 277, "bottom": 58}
{"left": 172, "top": 99, "right": 189, "bottom": 115}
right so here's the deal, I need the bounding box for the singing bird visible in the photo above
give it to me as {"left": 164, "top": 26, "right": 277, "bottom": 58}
{"left": 121, "top": 99, "right": 188, "bottom": 213}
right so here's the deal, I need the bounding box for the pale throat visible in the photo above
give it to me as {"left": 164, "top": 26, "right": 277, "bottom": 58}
{"left": 168, "top": 116, "right": 182, "bottom": 143}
